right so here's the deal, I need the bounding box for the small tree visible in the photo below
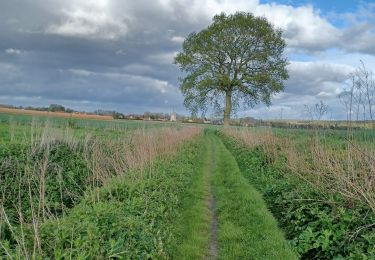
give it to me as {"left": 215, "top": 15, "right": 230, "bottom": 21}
{"left": 48, "top": 104, "right": 65, "bottom": 112}
{"left": 174, "top": 12, "right": 289, "bottom": 126}
{"left": 339, "top": 61, "right": 375, "bottom": 123}
{"left": 304, "top": 100, "right": 329, "bottom": 121}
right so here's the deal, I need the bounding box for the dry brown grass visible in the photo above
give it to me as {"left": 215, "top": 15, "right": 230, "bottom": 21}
{"left": 84, "top": 126, "right": 202, "bottom": 188}
{"left": 225, "top": 127, "right": 375, "bottom": 213}
{"left": 0, "top": 107, "right": 113, "bottom": 120}
{"left": 287, "top": 139, "right": 375, "bottom": 213}
{"left": 224, "top": 128, "right": 285, "bottom": 164}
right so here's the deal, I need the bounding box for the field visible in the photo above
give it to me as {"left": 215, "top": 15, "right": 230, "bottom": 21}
{"left": 0, "top": 107, "right": 114, "bottom": 121}
{"left": 1, "top": 112, "right": 374, "bottom": 259}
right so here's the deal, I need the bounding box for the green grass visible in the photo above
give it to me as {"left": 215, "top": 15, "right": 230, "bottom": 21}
{"left": 0, "top": 112, "right": 181, "bottom": 139}
{"left": 0, "top": 113, "right": 186, "bottom": 146}
{"left": 166, "top": 130, "right": 297, "bottom": 259}
{"left": 7, "top": 111, "right": 355, "bottom": 258}
{"left": 2, "top": 136, "right": 205, "bottom": 258}
{"left": 1, "top": 123, "right": 300, "bottom": 258}
{"left": 0, "top": 113, "right": 204, "bottom": 258}
{"left": 229, "top": 124, "right": 375, "bottom": 150}
{"left": 168, "top": 135, "right": 211, "bottom": 259}
{"left": 208, "top": 131, "right": 297, "bottom": 259}
{"left": 272, "top": 127, "right": 375, "bottom": 149}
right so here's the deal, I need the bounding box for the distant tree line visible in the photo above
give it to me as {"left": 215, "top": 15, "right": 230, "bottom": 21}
{"left": 0, "top": 103, "right": 76, "bottom": 113}
{"left": 143, "top": 112, "right": 170, "bottom": 120}
{"left": 94, "top": 110, "right": 125, "bottom": 119}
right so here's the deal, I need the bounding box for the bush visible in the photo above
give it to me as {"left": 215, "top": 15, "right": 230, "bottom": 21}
{"left": 0, "top": 141, "right": 89, "bottom": 240}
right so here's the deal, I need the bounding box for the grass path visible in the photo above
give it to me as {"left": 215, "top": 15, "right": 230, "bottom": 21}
{"left": 170, "top": 136, "right": 212, "bottom": 259}
{"left": 175, "top": 131, "right": 297, "bottom": 259}
{"left": 209, "top": 132, "right": 297, "bottom": 259}
{"left": 2, "top": 130, "right": 297, "bottom": 258}
{"left": 207, "top": 137, "right": 218, "bottom": 259}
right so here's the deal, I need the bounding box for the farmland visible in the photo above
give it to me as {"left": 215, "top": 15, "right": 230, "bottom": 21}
{"left": 0, "top": 112, "right": 374, "bottom": 259}
{"left": 3, "top": 0, "right": 375, "bottom": 258}
{"left": 0, "top": 107, "right": 114, "bottom": 121}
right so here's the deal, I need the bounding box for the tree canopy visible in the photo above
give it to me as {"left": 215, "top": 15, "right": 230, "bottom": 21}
{"left": 174, "top": 12, "right": 289, "bottom": 125}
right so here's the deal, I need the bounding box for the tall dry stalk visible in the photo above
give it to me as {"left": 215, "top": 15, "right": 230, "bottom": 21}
{"left": 225, "top": 127, "right": 375, "bottom": 214}
{"left": 84, "top": 127, "right": 202, "bottom": 188}
{"left": 1, "top": 122, "right": 201, "bottom": 258}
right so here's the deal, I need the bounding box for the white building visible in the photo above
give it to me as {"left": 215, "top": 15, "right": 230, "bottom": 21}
{"left": 170, "top": 112, "right": 177, "bottom": 122}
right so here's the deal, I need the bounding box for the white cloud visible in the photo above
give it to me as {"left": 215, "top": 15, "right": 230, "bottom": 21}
{"left": 68, "top": 69, "right": 93, "bottom": 76}
{"left": 255, "top": 4, "right": 340, "bottom": 52}
{"left": 3, "top": 0, "right": 375, "bottom": 118}
{"left": 147, "top": 51, "right": 178, "bottom": 65}
{"left": 286, "top": 61, "right": 354, "bottom": 96}
{"left": 315, "top": 51, "right": 375, "bottom": 71}
{"left": 170, "top": 36, "right": 184, "bottom": 43}
{"left": 45, "top": 0, "right": 128, "bottom": 39}
{"left": 339, "top": 22, "right": 375, "bottom": 55}
{"left": 5, "top": 48, "right": 22, "bottom": 55}
{"left": 122, "top": 64, "right": 154, "bottom": 75}
{"left": 68, "top": 68, "right": 175, "bottom": 95}
{"left": 188, "top": 0, "right": 259, "bottom": 19}
{"left": 171, "top": 1, "right": 375, "bottom": 54}
{"left": 40, "top": 0, "right": 375, "bottom": 54}
{"left": 115, "top": 49, "right": 126, "bottom": 55}
{"left": 288, "top": 61, "right": 353, "bottom": 82}
{"left": 152, "top": 1, "right": 341, "bottom": 52}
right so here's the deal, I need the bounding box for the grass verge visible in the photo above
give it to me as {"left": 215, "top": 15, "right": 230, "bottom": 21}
{"left": 220, "top": 131, "right": 375, "bottom": 259}
{"left": 168, "top": 134, "right": 211, "bottom": 259}
{"left": 208, "top": 131, "right": 297, "bottom": 259}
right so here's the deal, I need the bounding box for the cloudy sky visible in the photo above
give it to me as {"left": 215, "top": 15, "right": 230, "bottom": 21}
{"left": 1, "top": 0, "right": 375, "bottom": 119}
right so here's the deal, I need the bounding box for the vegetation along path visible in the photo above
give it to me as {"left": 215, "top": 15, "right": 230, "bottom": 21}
{"left": 174, "top": 130, "right": 297, "bottom": 259}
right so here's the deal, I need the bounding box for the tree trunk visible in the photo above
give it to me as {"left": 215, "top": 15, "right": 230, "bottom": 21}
{"left": 224, "top": 90, "right": 232, "bottom": 127}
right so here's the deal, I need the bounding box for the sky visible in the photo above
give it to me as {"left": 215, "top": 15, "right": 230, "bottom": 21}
{"left": 0, "top": 0, "right": 375, "bottom": 119}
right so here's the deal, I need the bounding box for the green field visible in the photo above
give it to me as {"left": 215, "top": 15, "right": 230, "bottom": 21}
{"left": 1, "top": 113, "right": 374, "bottom": 259}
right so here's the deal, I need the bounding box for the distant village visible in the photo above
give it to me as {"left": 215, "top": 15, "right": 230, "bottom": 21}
{"left": 120, "top": 111, "right": 213, "bottom": 124}
{"left": 0, "top": 103, "right": 212, "bottom": 123}
{"left": 1, "top": 103, "right": 357, "bottom": 129}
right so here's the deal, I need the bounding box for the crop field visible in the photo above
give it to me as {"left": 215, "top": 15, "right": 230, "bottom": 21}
{"left": 0, "top": 107, "right": 114, "bottom": 121}
{"left": 0, "top": 113, "right": 374, "bottom": 259}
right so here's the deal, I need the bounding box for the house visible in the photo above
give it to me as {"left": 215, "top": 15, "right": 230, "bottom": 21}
{"left": 170, "top": 112, "right": 177, "bottom": 122}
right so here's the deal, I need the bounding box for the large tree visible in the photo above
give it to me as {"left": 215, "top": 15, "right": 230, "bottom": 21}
{"left": 174, "top": 12, "right": 289, "bottom": 125}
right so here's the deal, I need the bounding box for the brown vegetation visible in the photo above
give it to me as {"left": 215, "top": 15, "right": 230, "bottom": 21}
{"left": 0, "top": 123, "right": 201, "bottom": 255}
{"left": 0, "top": 107, "right": 113, "bottom": 120}
{"left": 84, "top": 126, "right": 202, "bottom": 186}
{"left": 224, "top": 128, "right": 375, "bottom": 214}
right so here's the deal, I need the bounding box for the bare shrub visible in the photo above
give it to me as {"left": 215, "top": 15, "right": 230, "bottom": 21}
{"left": 339, "top": 61, "right": 375, "bottom": 125}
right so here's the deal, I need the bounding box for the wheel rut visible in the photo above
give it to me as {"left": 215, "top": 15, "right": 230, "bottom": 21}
{"left": 207, "top": 137, "right": 218, "bottom": 260}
